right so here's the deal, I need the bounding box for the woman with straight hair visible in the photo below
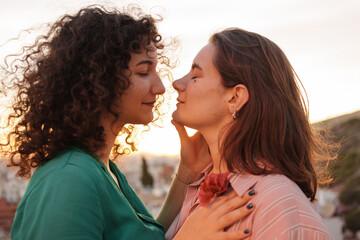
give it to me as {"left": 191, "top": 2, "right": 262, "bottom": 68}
{"left": 167, "top": 28, "right": 334, "bottom": 240}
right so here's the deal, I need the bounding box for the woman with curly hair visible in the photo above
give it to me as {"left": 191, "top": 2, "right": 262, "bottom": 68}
{"left": 1, "top": 5, "right": 255, "bottom": 240}
{"left": 167, "top": 28, "right": 334, "bottom": 239}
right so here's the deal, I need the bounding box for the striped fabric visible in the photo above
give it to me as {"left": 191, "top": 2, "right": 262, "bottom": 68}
{"left": 165, "top": 164, "right": 333, "bottom": 240}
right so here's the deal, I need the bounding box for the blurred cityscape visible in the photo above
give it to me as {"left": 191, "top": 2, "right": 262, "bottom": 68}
{"left": 0, "top": 110, "right": 359, "bottom": 240}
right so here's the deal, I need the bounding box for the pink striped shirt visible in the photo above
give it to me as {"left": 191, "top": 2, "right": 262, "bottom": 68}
{"left": 165, "top": 164, "right": 333, "bottom": 240}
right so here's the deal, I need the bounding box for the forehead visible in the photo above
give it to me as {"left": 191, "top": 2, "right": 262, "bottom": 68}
{"left": 193, "top": 43, "right": 216, "bottom": 68}
{"left": 129, "top": 48, "right": 158, "bottom": 66}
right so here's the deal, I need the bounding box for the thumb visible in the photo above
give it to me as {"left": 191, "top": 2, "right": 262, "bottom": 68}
{"left": 171, "top": 119, "right": 189, "bottom": 142}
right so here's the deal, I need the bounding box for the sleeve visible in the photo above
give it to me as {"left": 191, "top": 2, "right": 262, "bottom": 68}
{"left": 32, "top": 168, "right": 104, "bottom": 240}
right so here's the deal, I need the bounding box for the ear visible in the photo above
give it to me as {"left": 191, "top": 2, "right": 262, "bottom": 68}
{"left": 227, "top": 84, "right": 249, "bottom": 114}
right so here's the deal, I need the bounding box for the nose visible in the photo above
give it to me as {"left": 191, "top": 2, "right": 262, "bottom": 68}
{"left": 151, "top": 74, "right": 165, "bottom": 95}
{"left": 172, "top": 74, "right": 188, "bottom": 92}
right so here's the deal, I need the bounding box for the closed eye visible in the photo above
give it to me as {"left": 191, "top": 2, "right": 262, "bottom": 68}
{"left": 137, "top": 72, "right": 149, "bottom": 76}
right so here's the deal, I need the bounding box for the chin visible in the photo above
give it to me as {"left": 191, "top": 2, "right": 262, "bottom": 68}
{"left": 172, "top": 111, "right": 196, "bottom": 128}
{"left": 171, "top": 110, "right": 183, "bottom": 124}
{"left": 142, "top": 115, "right": 154, "bottom": 125}
{"left": 134, "top": 113, "right": 154, "bottom": 125}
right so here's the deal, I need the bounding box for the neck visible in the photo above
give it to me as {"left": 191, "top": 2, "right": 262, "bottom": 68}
{"left": 200, "top": 127, "right": 229, "bottom": 174}
{"left": 96, "top": 113, "right": 124, "bottom": 170}
{"left": 98, "top": 137, "right": 116, "bottom": 169}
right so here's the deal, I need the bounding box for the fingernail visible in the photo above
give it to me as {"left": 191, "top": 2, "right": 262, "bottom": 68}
{"left": 244, "top": 229, "right": 250, "bottom": 234}
{"left": 248, "top": 189, "right": 255, "bottom": 196}
{"left": 247, "top": 203, "right": 253, "bottom": 210}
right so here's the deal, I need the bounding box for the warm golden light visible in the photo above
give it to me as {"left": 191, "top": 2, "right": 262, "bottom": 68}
{"left": 0, "top": 0, "right": 359, "bottom": 157}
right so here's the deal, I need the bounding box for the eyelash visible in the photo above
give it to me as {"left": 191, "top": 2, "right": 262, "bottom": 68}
{"left": 138, "top": 72, "right": 149, "bottom": 77}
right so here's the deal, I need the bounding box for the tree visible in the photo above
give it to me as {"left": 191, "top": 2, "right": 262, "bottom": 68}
{"left": 140, "top": 156, "right": 154, "bottom": 189}
{"left": 344, "top": 207, "right": 360, "bottom": 236}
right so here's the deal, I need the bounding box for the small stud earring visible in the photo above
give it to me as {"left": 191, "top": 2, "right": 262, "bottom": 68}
{"left": 232, "top": 110, "right": 237, "bottom": 119}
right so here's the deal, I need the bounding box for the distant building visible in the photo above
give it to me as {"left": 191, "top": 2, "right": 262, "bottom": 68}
{"left": 0, "top": 198, "right": 18, "bottom": 237}
{"left": 0, "top": 161, "right": 28, "bottom": 238}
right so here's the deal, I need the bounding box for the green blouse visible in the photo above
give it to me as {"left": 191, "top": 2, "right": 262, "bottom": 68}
{"left": 11, "top": 147, "right": 165, "bottom": 240}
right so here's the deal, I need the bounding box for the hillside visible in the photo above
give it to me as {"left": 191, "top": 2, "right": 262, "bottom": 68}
{"left": 313, "top": 111, "right": 360, "bottom": 128}
{"left": 313, "top": 110, "right": 360, "bottom": 155}
{"left": 315, "top": 111, "right": 360, "bottom": 236}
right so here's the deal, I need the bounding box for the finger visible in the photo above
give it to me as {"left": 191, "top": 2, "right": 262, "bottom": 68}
{"left": 208, "top": 189, "right": 256, "bottom": 214}
{"left": 217, "top": 202, "right": 255, "bottom": 229}
{"left": 213, "top": 228, "right": 251, "bottom": 240}
{"left": 190, "top": 132, "right": 207, "bottom": 148}
{"left": 221, "top": 188, "right": 256, "bottom": 208}
{"left": 227, "top": 190, "right": 238, "bottom": 198}
{"left": 171, "top": 120, "right": 189, "bottom": 141}
{"left": 207, "top": 191, "right": 237, "bottom": 209}
{"left": 240, "top": 189, "right": 256, "bottom": 199}
{"left": 220, "top": 189, "right": 256, "bottom": 213}
{"left": 189, "top": 131, "right": 202, "bottom": 141}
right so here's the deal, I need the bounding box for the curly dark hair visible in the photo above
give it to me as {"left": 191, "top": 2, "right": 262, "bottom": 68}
{"left": 0, "top": 5, "right": 173, "bottom": 178}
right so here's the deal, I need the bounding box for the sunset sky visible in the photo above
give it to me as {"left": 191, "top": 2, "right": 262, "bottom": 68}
{"left": 1, "top": 0, "right": 359, "bottom": 155}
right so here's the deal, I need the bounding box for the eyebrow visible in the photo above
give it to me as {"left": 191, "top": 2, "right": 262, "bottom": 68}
{"left": 191, "top": 63, "right": 203, "bottom": 71}
{"left": 136, "top": 60, "right": 154, "bottom": 66}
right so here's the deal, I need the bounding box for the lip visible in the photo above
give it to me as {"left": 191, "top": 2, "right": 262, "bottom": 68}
{"left": 142, "top": 101, "right": 156, "bottom": 107}
{"left": 176, "top": 98, "right": 185, "bottom": 103}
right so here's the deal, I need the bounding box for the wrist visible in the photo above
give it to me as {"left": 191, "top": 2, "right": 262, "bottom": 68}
{"left": 173, "top": 173, "right": 191, "bottom": 185}
{"left": 176, "top": 164, "right": 199, "bottom": 184}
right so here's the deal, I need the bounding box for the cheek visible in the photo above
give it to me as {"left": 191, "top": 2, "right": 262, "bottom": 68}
{"left": 188, "top": 85, "right": 220, "bottom": 105}
{"left": 128, "top": 83, "right": 147, "bottom": 99}
{"left": 187, "top": 84, "right": 207, "bottom": 100}
{"left": 195, "top": 88, "right": 228, "bottom": 114}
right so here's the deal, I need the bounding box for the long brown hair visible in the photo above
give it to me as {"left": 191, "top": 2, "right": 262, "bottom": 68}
{"left": 0, "top": 5, "right": 172, "bottom": 178}
{"left": 211, "top": 28, "right": 333, "bottom": 201}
